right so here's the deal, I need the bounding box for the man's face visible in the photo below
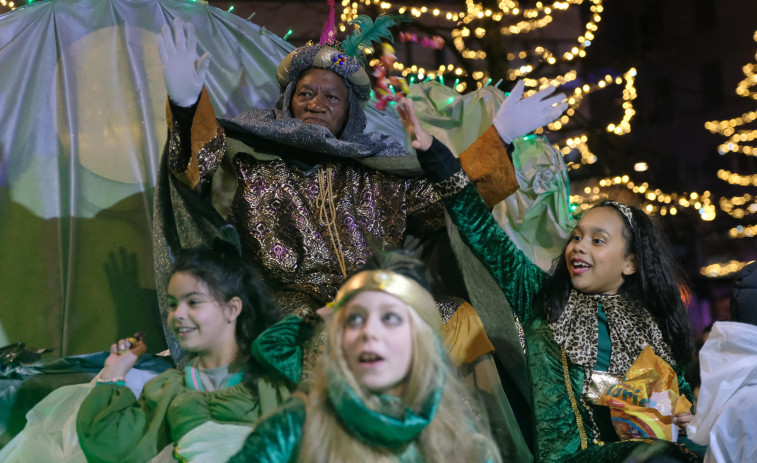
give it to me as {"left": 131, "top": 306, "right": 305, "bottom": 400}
{"left": 291, "top": 69, "right": 349, "bottom": 136}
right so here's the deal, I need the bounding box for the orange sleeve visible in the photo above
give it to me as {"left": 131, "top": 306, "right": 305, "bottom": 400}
{"left": 165, "top": 87, "right": 220, "bottom": 189}
{"left": 459, "top": 126, "right": 519, "bottom": 208}
{"left": 441, "top": 301, "right": 496, "bottom": 367}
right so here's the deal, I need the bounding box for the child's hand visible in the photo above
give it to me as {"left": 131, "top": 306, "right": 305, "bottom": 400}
{"left": 100, "top": 332, "right": 147, "bottom": 381}
{"left": 673, "top": 411, "right": 694, "bottom": 428}
{"left": 396, "top": 99, "right": 433, "bottom": 151}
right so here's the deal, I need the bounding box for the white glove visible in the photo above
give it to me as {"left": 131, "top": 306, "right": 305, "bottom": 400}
{"left": 157, "top": 18, "right": 211, "bottom": 107}
{"left": 493, "top": 80, "right": 568, "bottom": 144}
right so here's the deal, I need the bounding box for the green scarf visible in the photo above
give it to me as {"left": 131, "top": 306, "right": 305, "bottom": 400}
{"left": 326, "top": 363, "right": 444, "bottom": 449}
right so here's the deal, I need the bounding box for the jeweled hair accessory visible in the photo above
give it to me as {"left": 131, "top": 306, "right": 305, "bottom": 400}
{"left": 333, "top": 270, "right": 441, "bottom": 334}
{"left": 601, "top": 200, "right": 635, "bottom": 231}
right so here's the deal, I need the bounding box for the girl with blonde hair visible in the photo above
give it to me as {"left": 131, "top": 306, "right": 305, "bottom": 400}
{"left": 230, "top": 260, "right": 503, "bottom": 462}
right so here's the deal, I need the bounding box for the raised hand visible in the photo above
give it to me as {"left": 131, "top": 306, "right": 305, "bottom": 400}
{"left": 100, "top": 333, "right": 148, "bottom": 381}
{"left": 493, "top": 80, "right": 568, "bottom": 144}
{"left": 157, "top": 17, "right": 211, "bottom": 107}
{"left": 396, "top": 99, "right": 433, "bottom": 151}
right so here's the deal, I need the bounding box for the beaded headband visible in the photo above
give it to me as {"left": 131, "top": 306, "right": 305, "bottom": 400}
{"left": 333, "top": 270, "right": 441, "bottom": 334}
{"left": 600, "top": 200, "right": 635, "bottom": 231}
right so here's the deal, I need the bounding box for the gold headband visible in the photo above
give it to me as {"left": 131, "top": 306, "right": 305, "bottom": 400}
{"left": 333, "top": 270, "right": 441, "bottom": 334}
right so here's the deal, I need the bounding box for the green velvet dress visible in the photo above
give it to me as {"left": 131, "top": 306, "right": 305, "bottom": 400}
{"left": 437, "top": 181, "right": 699, "bottom": 463}
{"left": 76, "top": 365, "right": 289, "bottom": 463}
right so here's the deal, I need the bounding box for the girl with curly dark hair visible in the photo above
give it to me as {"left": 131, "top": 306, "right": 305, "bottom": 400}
{"left": 402, "top": 99, "right": 700, "bottom": 462}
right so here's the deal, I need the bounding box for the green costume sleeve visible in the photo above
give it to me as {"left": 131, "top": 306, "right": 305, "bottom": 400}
{"left": 228, "top": 396, "right": 307, "bottom": 463}
{"left": 252, "top": 314, "right": 314, "bottom": 385}
{"left": 76, "top": 370, "right": 184, "bottom": 463}
{"left": 443, "top": 182, "right": 549, "bottom": 323}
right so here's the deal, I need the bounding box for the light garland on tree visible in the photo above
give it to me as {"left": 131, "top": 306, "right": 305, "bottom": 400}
{"left": 554, "top": 134, "right": 597, "bottom": 169}
{"left": 340, "top": 0, "right": 604, "bottom": 73}
{"left": 704, "top": 30, "right": 757, "bottom": 156}
{"left": 700, "top": 260, "right": 754, "bottom": 278}
{"left": 449, "top": 0, "right": 603, "bottom": 65}
{"left": 728, "top": 223, "right": 757, "bottom": 239}
{"left": 340, "top": 0, "right": 597, "bottom": 37}
{"left": 717, "top": 169, "right": 757, "bottom": 187}
{"left": 569, "top": 175, "right": 716, "bottom": 221}
{"left": 502, "top": 1, "right": 603, "bottom": 64}
{"left": 606, "top": 68, "right": 637, "bottom": 135}
{"left": 339, "top": 0, "right": 635, "bottom": 173}
{"left": 704, "top": 29, "right": 757, "bottom": 271}
{"left": 693, "top": 30, "right": 757, "bottom": 274}
{"left": 718, "top": 193, "right": 757, "bottom": 219}
{"left": 537, "top": 68, "right": 637, "bottom": 138}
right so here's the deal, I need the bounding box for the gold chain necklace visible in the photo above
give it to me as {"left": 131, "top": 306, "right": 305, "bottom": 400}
{"left": 316, "top": 163, "right": 348, "bottom": 279}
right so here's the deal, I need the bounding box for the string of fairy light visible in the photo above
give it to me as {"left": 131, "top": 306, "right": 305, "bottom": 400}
{"left": 570, "top": 176, "right": 716, "bottom": 220}
{"left": 697, "top": 30, "right": 757, "bottom": 277}
{"left": 704, "top": 30, "right": 757, "bottom": 158}
{"left": 348, "top": 0, "right": 606, "bottom": 81}
{"left": 700, "top": 260, "right": 754, "bottom": 278}
{"left": 706, "top": 28, "right": 757, "bottom": 232}
{"left": 536, "top": 67, "right": 637, "bottom": 166}
{"left": 349, "top": 0, "right": 637, "bottom": 175}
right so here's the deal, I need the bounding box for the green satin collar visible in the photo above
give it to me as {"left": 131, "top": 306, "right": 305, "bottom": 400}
{"left": 326, "top": 361, "right": 444, "bottom": 449}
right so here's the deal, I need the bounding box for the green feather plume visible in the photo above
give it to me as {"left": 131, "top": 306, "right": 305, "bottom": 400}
{"left": 341, "top": 14, "right": 411, "bottom": 65}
